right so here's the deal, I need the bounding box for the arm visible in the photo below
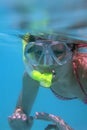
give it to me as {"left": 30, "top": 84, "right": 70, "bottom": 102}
{"left": 8, "top": 72, "right": 39, "bottom": 130}
{"left": 16, "top": 72, "right": 39, "bottom": 115}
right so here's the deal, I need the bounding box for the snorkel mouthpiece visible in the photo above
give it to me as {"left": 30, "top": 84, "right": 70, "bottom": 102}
{"left": 31, "top": 70, "right": 53, "bottom": 88}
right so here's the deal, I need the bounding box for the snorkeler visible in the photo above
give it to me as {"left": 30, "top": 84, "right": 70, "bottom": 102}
{"left": 8, "top": 33, "right": 87, "bottom": 130}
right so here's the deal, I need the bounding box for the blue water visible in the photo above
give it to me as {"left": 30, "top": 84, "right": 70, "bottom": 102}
{"left": 0, "top": 0, "right": 87, "bottom": 130}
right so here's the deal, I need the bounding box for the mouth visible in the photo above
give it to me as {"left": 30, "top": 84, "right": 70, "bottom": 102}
{"left": 38, "top": 66, "right": 57, "bottom": 79}
{"left": 36, "top": 65, "right": 55, "bottom": 73}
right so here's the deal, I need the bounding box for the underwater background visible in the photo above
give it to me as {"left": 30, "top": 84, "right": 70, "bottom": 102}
{"left": 0, "top": 0, "right": 87, "bottom": 130}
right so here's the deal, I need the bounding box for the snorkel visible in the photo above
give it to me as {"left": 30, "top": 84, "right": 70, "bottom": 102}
{"left": 22, "top": 33, "right": 53, "bottom": 88}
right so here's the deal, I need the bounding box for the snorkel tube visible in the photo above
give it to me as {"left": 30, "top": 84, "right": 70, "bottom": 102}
{"left": 22, "top": 33, "right": 53, "bottom": 88}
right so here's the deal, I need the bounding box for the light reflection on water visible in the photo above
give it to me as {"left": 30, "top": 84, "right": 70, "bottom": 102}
{"left": 0, "top": 0, "right": 87, "bottom": 41}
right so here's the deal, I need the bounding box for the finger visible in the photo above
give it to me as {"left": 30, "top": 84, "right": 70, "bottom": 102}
{"left": 35, "top": 112, "right": 51, "bottom": 121}
{"left": 35, "top": 112, "right": 73, "bottom": 130}
{"left": 21, "top": 114, "right": 27, "bottom": 121}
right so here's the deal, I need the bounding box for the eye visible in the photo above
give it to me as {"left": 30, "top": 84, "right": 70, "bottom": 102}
{"left": 51, "top": 43, "right": 66, "bottom": 56}
{"left": 35, "top": 50, "right": 42, "bottom": 55}
{"left": 26, "top": 45, "right": 43, "bottom": 55}
{"left": 26, "top": 46, "right": 35, "bottom": 53}
{"left": 35, "top": 46, "right": 43, "bottom": 57}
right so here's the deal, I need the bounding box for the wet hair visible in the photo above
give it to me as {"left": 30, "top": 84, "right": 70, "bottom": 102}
{"left": 66, "top": 43, "right": 76, "bottom": 52}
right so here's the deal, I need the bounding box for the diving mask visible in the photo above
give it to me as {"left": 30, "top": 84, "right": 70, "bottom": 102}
{"left": 24, "top": 39, "right": 72, "bottom": 66}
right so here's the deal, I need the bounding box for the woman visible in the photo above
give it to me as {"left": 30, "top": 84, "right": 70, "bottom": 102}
{"left": 8, "top": 33, "right": 87, "bottom": 130}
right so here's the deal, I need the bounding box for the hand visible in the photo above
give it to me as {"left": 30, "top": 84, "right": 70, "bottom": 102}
{"left": 35, "top": 112, "right": 73, "bottom": 130}
{"left": 8, "top": 108, "right": 33, "bottom": 130}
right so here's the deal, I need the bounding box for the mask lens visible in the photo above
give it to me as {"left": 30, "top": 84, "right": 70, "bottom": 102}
{"left": 51, "top": 43, "right": 71, "bottom": 64}
{"left": 24, "top": 43, "right": 43, "bottom": 65}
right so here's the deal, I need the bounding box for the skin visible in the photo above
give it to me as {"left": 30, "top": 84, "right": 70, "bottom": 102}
{"left": 8, "top": 45, "right": 87, "bottom": 130}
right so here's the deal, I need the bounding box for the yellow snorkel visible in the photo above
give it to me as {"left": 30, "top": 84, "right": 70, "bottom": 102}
{"left": 22, "top": 33, "right": 53, "bottom": 88}
{"left": 31, "top": 70, "right": 52, "bottom": 88}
